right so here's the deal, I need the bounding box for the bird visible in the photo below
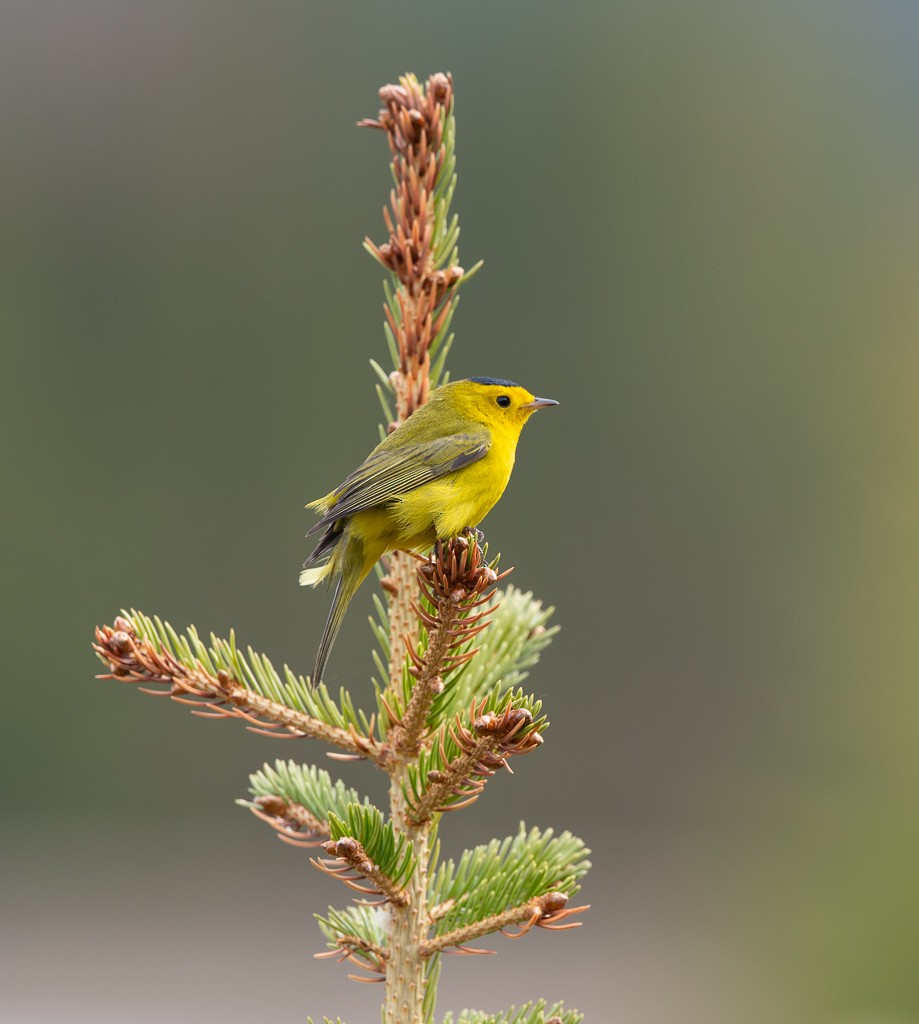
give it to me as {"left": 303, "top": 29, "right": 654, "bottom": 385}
{"left": 300, "top": 376, "right": 558, "bottom": 685}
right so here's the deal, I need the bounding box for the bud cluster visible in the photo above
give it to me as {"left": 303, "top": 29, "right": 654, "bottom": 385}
{"left": 360, "top": 72, "right": 463, "bottom": 421}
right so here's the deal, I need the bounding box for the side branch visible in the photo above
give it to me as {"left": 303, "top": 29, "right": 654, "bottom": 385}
{"left": 248, "top": 795, "right": 329, "bottom": 847}
{"left": 421, "top": 892, "right": 589, "bottom": 957}
{"left": 406, "top": 702, "right": 543, "bottom": 825}
{"left": 313, "top": 837, "right": 410, "bottom": 907}
{"left": 94, "top": 618, "right": 381, "bottom": 762}
{"left": 315, "top": 934, "right": 389, "bottom": 983}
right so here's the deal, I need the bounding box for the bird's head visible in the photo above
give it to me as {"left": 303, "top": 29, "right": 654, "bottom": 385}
{"left": 446, "top": 377, "right": 559, "bottom": 435}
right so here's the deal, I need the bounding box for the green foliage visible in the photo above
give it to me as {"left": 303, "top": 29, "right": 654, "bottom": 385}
{"left": 127, "top": 610, "right": 375, "bottom": 738}
{"left": 368, "top": 590, "right": 397, "bottom": 728}
{"left": 368, "top": 585, "right": 556, "bottom": 742}
{"left": 428, "top": 825, "right": 591, "bottom": 937}
{"left": 316, "top": 903, "right": 387, "bottom": 957}
{"left": 368, "top": 588, "right": 423, "bottom": 735}
{"left": 423, "top": 956, "right": 442, "bottom": 1024}
{"left": 404, "top": 687, "right": 547, "bottom": 813}
{"left": 328, "top": 803, "right": 416, "bottom": 888}
{"left": 430, "top": 587, "right": 558, "bottom": 724}
{"left": 441, "top": 1002, "right": 583, "bottom": 1024}
{"left": 239, "top": 760, "right": 370, "bottom": 825}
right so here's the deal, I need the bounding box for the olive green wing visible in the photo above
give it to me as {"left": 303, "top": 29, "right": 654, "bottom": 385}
{"left": 307, "top": 431, "right": 489, "bottom": 534}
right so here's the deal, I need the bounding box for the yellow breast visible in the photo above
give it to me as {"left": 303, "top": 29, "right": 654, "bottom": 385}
{"left": 387, "top": 439, "right": 515, "bottom": 541}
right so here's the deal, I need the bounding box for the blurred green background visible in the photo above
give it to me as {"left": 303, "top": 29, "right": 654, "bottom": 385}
{"left": 3, "top": 2, "right": 918, "bottom": 1021}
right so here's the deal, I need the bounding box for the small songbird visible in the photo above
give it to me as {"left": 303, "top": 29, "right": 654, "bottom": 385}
{"left": 300, "top": 377, "right": 558, "bottom": 684}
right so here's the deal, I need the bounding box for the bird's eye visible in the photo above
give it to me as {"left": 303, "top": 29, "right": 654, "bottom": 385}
{"left": 496, "top": 395, "right": 511, "bottom": 408}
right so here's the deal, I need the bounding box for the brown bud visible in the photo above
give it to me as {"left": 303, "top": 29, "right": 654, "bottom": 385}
{"left": 429, "top": 74, "right": 450, "bottom": 102}
{"left": 216, "top": 669, "right": 230, "bottom": 687}
{"left": 473, "top": 713, "right": 498, "bottom": 735}
{"left": 109, "top": 630, "right": 133, "bottom": 656}
{"left": 334, "top": 837, "right": 359, "bottom": 858}
{"left": 253, "top": 795, "right": 287, "bottom": 816}
{"left": 540, "top": 891, "right": 569, "bottom": 914}
{"left": 113, "top": 616, "right": 134, "bottom": 634}
{"left": 505, "top": 708, "right": 533, "bottom": 731}
{"left": 379, "top": 84, "right": 410, "bottom": 107}
{"left": 427, "top": 770, "right": 447, "bottom": 783}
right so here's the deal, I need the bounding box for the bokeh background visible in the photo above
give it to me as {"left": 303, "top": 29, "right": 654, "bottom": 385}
{"left": 3, "top": 2, "right": 919, "bottom": 1021}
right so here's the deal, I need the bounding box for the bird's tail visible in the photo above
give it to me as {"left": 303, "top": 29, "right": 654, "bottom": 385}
{"left": 310, "top": 533, "right": 369, "bottom": 687}
{"left": 299, "top": 561, "right": 333, "bottom": 587}
{"left": 300, "top": 514, "right": 345, "bottom": 587}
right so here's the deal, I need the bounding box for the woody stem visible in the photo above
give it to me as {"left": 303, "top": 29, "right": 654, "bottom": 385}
{"left": 383, "top": 775, "right": 431, "bottom": 1024}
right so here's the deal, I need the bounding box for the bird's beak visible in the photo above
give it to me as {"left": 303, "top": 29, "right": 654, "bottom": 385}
{"left": 522, "top": 396, "right": 559, "bottom": 411}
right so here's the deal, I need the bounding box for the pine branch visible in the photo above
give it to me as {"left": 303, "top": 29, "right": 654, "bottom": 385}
{"left": 428, "top": 825, "right": 591, "bottom": 940}
{"left": 441, "top": 1001, "right": 583, "bottom": 1024}
{"left": 239, "top": 761, "right": 370, "bottom": 846}
{"left": 311, "top": 804, "right": 415, "bottom": 905}
{"left": 316, "top": 905, "right": 389, "bottom": 982}
{"left": 422, "top": 891, "right": 589, "bottom": 956}
{"left": 315, "top": 836, "right": 410, "bottom": 907}
{"left": 249, "top": 793, "right": 326, "bottom": 845}
{"left": 405, "top": 692, "right": 546, "bottom": 825}
{"left": 317, "top": 903, "right": 388, "bottom": 949}
{"left": 94, "top": 612, "right": 381, "bottom": 761}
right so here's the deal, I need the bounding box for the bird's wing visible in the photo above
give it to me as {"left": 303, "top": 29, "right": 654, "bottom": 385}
{"left": 307, "top": 432, "right": 490, "bottom": 533}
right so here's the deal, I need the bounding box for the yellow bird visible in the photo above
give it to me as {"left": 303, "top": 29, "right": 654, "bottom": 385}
{"left": 301, "top": 377, "right": 558, "bottom": 684}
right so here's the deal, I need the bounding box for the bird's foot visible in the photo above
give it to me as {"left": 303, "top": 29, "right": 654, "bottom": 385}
{"left": 460, "top": 526, "right": 485, "bottom": 546}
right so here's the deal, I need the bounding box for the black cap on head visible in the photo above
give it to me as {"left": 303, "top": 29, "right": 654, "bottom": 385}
{"left": 466, "top": 376, "right": 520, "bottom": 388}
